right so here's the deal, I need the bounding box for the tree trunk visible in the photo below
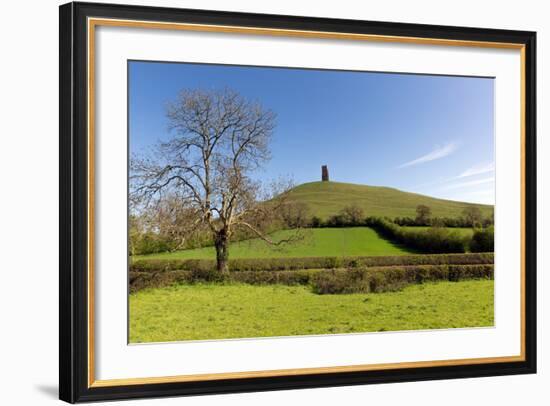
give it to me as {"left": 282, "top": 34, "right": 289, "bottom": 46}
{"left": 214, "top": 229, "right": 230, "bottom": 273}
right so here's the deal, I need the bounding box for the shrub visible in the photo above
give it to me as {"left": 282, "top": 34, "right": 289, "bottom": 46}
{"left": 130, "top": 252, "right": 494, "bottom": 273}
{"left": 129, "top": 270, "right": 193, "bottom": 293}
{"left": 130, "top": 232, "right": 176, "bottom": 255}
{"left": 393, "top": 216, "right": 474, "bottom": 228}
{"left": 415, "top": 204, "right": 432, "bottom": 225}
{"left": 463, "top": 207, "right": 483, "bottom": 228}
{"left": 131, "top": 258, "right": 214, "bottom": 272}
{"left": 340, "top": 205, "right": 366, "bottom": 225}
{"left": 130, "top": 264, "right": 494, "bottom": 293}
{"left": 470, "top": 226, "right": 494, "bottom": 252}
{"left": 231, "top": 269, "right": 321, "bottom": 285}
{"left": 310, "top": 216, "right": 323, "bottom": 228}
{"left": 310, "top": 264, "right": 494, "bottom": 295}
{"left": 365, "top": 217, "right": 468, "bottom": 253}
{"left": 326, "top": 214, "right": 346, "bottom": 227}
{"left": 190, "top": 267, "right": 227, "bottom": 282}
{"left": 279, "top": 202, "right": 310, "bottom": 228}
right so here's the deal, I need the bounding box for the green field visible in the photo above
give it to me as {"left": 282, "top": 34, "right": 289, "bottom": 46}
{"left": 285, "top": 181, "right": 493, "bottom": 220}
{"left": 403, "top": 226, "right": 474, "bottom": 237}
{"left": 135, "top": 227, "right": 415, "bottom": 260}
{"left": 129, "top": 280, "right": 494, "bottom": 342}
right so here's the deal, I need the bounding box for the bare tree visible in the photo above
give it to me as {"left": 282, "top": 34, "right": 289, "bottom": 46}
{"left": 131, "top": 88, "right": 296, "bottom": 272}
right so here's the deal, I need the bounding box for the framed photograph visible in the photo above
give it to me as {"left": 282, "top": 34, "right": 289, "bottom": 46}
{"left": 59, "top": 2, "right": 536, "bottom": 403}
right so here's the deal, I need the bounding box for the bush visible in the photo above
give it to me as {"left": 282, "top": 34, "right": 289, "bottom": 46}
{"left": 130, "top": 252, "right": 494, "bottom": 273}
{"left": 129, "top": 270, "right": 193, "bottom": 293}
{"left": 393, "top": 216, "right": 418, "bottom": 226}
{"left": 470, "top": 226, "right": 494, "bottom": 252}
{"left": 310, "top": 216, "right": 323, "bottom": 228}
{"left": 365, "top": 217, "right": 468, "bottom": 253}
{"left": 310, "top": 264, "right": 494, "bottom": 295}
{"left": 393, "top": 216, "right": 475, "bottom": 228}
{"left": 340, "top": 205, "right": 365, "bottom": 225}
{"left": 130, "top": 232, "right": 176, "bottom": 255}
{"left": 231, "top": 269, "right": 321, "bottom": 285}
{"left": 325, "top": 214, "right": 346, "bottom": 227}
{"left": 311, "top": 269, "right": 367, "bottom": 294}
{"left": 279, "top": 202, "right": 310, "bottom": 228}
{"left": 131, "top": 258, "right": 214, "bottom": 272}
{"left": 130, "top": 264, "right": 494, "bottom": 293}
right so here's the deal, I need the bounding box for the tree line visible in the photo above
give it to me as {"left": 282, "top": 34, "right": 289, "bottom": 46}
{"left": 306, "top": 204, "right": 493, "bottom": 229}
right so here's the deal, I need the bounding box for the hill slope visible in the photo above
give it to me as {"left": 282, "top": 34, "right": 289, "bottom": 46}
{"left": 285, "top": 181, "right": 493, "bottom": 220}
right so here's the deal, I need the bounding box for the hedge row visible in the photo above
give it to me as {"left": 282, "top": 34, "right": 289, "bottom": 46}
{"left": 130, "top": 264, "right": 494, "bottom": 294}
{"left": 129, "top": 269, "right": 321, "bottom": 292}
{"left": 311, "top": 264, "right": 493, "bottom": 294}
{"left": 392, "top": 216, "right": 493, "bottom": 228}
{"left": 365, "top": 217, "right": 469, "bottom": 253}
{"left": 131, "top": 252, "right": 493, "bottom": 273}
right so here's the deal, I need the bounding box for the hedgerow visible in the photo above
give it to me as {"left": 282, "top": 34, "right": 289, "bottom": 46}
{"left": 129, "top": 264, "right": 494, "bottom": 293}
{"left": 130, "top": 252, "right": 493, "bottom": 273}
{"left": 310, "top": 264, "right": 494, "bottom": 294}
{"left": 365, "top": 217, "right": 469, "bottom": 253}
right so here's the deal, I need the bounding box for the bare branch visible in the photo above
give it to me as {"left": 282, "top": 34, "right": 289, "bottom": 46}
{"left": 130, "top": 87, "right": 287, "bottom": 272}
{"left": 235, "top": 221, "right": 303, "bottom": 246}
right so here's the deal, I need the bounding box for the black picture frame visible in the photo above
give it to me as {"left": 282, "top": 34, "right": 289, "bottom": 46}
{"left": 59, "top": 1, "right": 537, "bottom": 403}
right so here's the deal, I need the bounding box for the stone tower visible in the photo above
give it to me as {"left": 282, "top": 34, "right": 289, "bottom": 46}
{"left": 321, "top": 165, "right": 329, "bottom": 182}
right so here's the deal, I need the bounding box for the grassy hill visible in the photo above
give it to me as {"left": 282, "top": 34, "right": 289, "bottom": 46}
{"left": 285, "top": 181, "right": 493, "bottom": 220}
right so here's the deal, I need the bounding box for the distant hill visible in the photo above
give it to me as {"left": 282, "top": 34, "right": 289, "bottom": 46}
{"left": 284, "top": 181, "right": 493, "bottom": 220}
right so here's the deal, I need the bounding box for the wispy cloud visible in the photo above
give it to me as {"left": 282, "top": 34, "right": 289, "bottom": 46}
{"left": 397, "top": 142, "right": 458, "bottom": 169}
{"left": 411, "top": 160, "right": 495, "bottom": 190}
{"left": 440, "top": 187, "right": 495, "bottom": 205}
{"left": 442, "top": 176, "right": 495, "bottom": 190}
{"left": 457, "top": 162, "right": 495, "bottom": 178}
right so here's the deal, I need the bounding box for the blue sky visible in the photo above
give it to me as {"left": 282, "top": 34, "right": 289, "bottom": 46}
{"left": 129, "top": 61, "right": 495, "bottom": 205}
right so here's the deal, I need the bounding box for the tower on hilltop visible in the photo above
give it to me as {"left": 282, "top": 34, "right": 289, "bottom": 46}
{"left": 321, "top": 165, "right": 329, "bottom": 182}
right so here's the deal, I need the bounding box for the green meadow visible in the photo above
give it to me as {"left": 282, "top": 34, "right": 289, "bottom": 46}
{"left": 129, "top": 182, "right": 494, "bottom": 343}
{"left": 130, "top": 279, "right": 494, "bottom": 342}
{"left": 135, "top": 227, "right": 415, "bottom": 260}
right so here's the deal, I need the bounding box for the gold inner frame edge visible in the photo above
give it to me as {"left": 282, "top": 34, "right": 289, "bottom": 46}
{"left": 87, "top": 17, "right": 527, "bottom": 388}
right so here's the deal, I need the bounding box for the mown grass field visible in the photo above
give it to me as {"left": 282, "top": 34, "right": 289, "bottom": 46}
{"left": 129, "top": 279, "right": 494, "bottom": 342}
{"left": 135, "top": 227, "right": 415, "bottom": 260}
{"left": 285, "top": 181, "right": 493, "bottom": 220}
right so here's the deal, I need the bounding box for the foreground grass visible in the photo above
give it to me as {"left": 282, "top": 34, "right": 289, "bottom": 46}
{"left": 136, "top": 227, "right": 414, "bottom": 260}
{"left": 129, "top": 280, "right": 493, "bottom": 343}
